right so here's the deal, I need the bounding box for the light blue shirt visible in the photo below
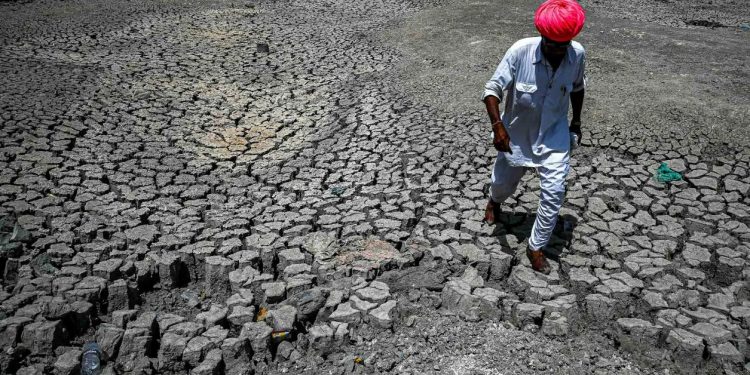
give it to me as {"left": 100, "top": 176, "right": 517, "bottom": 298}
{"left": 483, "top": 37, "right": 586, "bottom": 167}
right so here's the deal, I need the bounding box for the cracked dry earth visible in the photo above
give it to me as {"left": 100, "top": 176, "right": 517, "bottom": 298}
{"left": 0, "top": 0, "right": 749, "bottom": 374}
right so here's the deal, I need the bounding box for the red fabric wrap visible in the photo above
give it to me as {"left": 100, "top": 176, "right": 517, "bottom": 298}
{"left": 534, "top": 0, "right": 586, "bottom": 43}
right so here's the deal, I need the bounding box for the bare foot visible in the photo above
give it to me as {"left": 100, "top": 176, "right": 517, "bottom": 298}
{"left": 526, "top": 247, "right": 551, "bottom": 275}
{"left": 484, "top": 199, "right": 496, "bottom": 224}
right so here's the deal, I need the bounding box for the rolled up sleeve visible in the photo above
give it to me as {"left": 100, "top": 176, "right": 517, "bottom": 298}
{"left": 482, "top": 49, "right": 516, "bottom": 101}
{"left": 572, "top": 49, "right": 586, "bottom": 92}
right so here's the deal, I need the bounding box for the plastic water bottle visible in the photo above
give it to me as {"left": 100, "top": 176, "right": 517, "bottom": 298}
{"left": 81, "top": 342, "right": 102, "bottom": 375}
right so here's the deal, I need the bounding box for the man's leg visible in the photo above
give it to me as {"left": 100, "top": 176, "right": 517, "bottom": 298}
{"left": 485, "top": 153, "right": 525, "bottom": 223}
{"left": 527, "top": 161, "right": 570, "bottom": 273}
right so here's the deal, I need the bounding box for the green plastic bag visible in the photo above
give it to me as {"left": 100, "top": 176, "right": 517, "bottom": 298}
{"left": 654, "top": 162, "right": 682, "bottom": 183}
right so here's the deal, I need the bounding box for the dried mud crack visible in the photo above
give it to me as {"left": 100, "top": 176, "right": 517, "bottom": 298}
{"left": 0, "top": 0, "right": 749, "bottom": 374}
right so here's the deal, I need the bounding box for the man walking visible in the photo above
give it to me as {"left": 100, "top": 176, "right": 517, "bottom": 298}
{"left": 482, "top": 0, "right": 586, "bottom": 274}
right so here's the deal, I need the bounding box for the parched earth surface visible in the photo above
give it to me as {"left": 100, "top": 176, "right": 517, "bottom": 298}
{"left": 0, "top": 0, "right": 749, "bottom": 374}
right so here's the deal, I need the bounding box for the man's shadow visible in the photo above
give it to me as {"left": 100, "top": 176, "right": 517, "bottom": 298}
{"left": 492, "top": 211, "right": 578, "bottom": 263}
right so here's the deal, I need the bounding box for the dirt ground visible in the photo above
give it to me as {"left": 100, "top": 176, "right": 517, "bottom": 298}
{"left": 385, "top": 0, "right": 750, "bottom": 146}
{"left": 0, "top": 0, "right": 748, "bottom": 374}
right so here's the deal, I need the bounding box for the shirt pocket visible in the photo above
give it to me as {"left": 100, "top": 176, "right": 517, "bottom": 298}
{"left": 556, "top": 82, "right": 574, "bottom": 111}
{"left": 515, "top": 82, "right": 538, "bottom": 110}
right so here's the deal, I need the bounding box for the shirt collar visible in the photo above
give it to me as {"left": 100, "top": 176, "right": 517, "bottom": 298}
{"left": 533, "top": 39, "right": 575, "bottom": 65}
{"left": 533, "top": 42, "right": 544, "bottom": 64}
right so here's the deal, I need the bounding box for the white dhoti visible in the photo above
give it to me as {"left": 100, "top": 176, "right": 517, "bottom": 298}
{"left": 490, "top": 152, "right": 569, "bottom": 251}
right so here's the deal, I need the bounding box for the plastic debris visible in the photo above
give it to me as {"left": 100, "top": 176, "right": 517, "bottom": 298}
{"left": 256, "top": 307, "right": 269, "bottom": 321}
{"left": 81, "top": 342, "right": 102, "bottom": 375}
{"left": 271, "top": 331, "right": 289, "bottom": 343}
{"left": 331, "top": 186, "right": 346, "bottom": 196}
{"left": 180, "top": 290, "right": 201, "bottom": 308}
{"left": 0, "top": 215, "right": 29, "bottom": 254}
{"left": 654, "top": 162, "right": 683, "bottom": 183}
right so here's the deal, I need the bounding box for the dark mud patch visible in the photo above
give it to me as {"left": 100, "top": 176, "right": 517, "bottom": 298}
{"left": 684, "top": 19, "right": 726, "bottom": 28}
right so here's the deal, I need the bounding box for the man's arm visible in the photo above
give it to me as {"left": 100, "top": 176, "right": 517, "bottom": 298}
{"left": 569, "top": 88, "right": 584, "bottom": 144}
{"left": 570, "top": 47, "right": 586, "bottom": 144}
{"left": 483, "top": 47, "right": 516, "bottom": 154}
{"left": 484, "top": 95, "right": 511, "bottom": 153}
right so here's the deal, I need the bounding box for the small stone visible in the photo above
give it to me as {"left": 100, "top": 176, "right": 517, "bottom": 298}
{"left": 283, "top": 263, "right": 311, "bottom": 279}
{"left": 452, "top": 266, "right": 484, "bottom": 289}
{"left": 513, "top": 303, "right": 544, "bottom": 327}
{"left": 430, "top": 244, "right": 453, "bottom": 261}
{"left": 332, "top": 321, "right": 350, "bottom": 346}
{"left": 268, "top": 305, "right": 297, "bottom": 333}
{"left": 93, "top": 258, "right": 123, "bottom": 281}
{"left": 285, "top": 275, "right": 314, "bottom": 296}
{"left": 158, "top": 252, "right": 187, "bottom": 288}
{"left": 665, "top": 328, "right": 704, "bottom": 372}
{"left": 488, "top": 251, "right": 513, "bottom": 282}
{"left": 228, "top": 266, "right": 258, "bottom": 292}
{"left": 709, "top": 342, "right": 743, "bottom": 365}
{"left": 117, "top": 327, "right": 154, "bottom": 366}
{"left": 508, "top": 266, "right": 547, "bottom": 296}
{"left": 329, "top": 302, "right": 362, "bottom": 324}
{"left": 226, "top": 292, "right": 252, "bottom": 308}
{"left": 473, "top": 287, "right": 504, "bottom": 320}
{"left": 239, "top": 322, "right": 272, "bottom": 360}
{"left": 616, "top": 318, "right": 663, "bottom": 360}
{"left": 441, "top": 280, "right": 471, "bottom": 309}
{"left": 96, "top": 324, "right": 125, "bottom": 361}
{"left": 585, "top": 294, "right": 617, "bottom": 321}
{"left": 21, "top": 319, "right": 65, "bottom": 354}
{"left": 368, "top": 300, "right": 397, "bottom": 328}
{"left": 53, "top": 349, "right": 81, "bottom": 375}
{"left": 261, "top": 282, "right": 286, "bottom": 305}
{"left": 195, "top": 304, "right": 228, "bottom": 327}
{"left": 107, "top": 279, "right": 132, "bottom": 311}
{"left": 542, "top": 311, "right": 569, "bottom": 337}
{"left": 202, "top": 325, "right": 229, "bottom": 345}
{"left": 111, "top": 309, "right": 138, "bottom": 329}
{"left": 642, "top": 291, "right": 669, "bottom": 311}
{"left": 221, "top": 337, "right": 251, "bottom": 367}
{"left": 286, "top": 287, "right": 326, "bottom": 321}
{"left": 349, "top": 295, "right": 378, "bottom": 312}
{"left": 205, "top": 256, "right": 235, "bottom": 295}
{"left": 191, "top": 348, "right": 223, "bottom": 375}
{"left": 308, "top": 324, "right": 334, "bottom": 352}
{"left": 278, "top": 248, "right": 306, "bottom": 270}
{"left": 182, "top": 336, "right": 216, "bottom": 367}
{"left": 0, "top": 316, "right": 32, "bottom": 348}
{"left": 354, "top": 286, "right": 390, "bottom": 304}
{"left": 688, "top": 322, "right": 731, "bottom": 345}
{"left": 158, "top": 333, "right": 189, "bottom": 372}
{"left": 568, "top": 267, "right": 598, "bottom": 294}
{"left": 681, "top": 243, "right": 712, "bottom": 269}
{"left": 276, "top": 340, "right": 295, "bottom": 360}
{"left": 227, "top": 305, "right": 256, "bottom": 327}
{"left": 724, "top": 179, "right": 749, "bottom": 195}
{"left": 729, "top": 306, "right": 750, "bottom": 327}
{"left": 167, "top": 321, "right": 205, "bottom": 338}
{"left": 707, "top": 293, "right": 734, "bottom": 313}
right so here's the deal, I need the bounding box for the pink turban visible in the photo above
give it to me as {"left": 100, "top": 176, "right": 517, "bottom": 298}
{"left": 534, "top": 0, "right": 586, "bottom": 43}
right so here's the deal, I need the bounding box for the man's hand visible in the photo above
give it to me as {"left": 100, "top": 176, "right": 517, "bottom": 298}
{"left": 569, "top": 119, "right": 582, "bottom": 145}
{"left": 492, "top": 121, "right": 512, "bottom": 153}
{"left": 485, "top": 95, "right": 511, "bottom": 153}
